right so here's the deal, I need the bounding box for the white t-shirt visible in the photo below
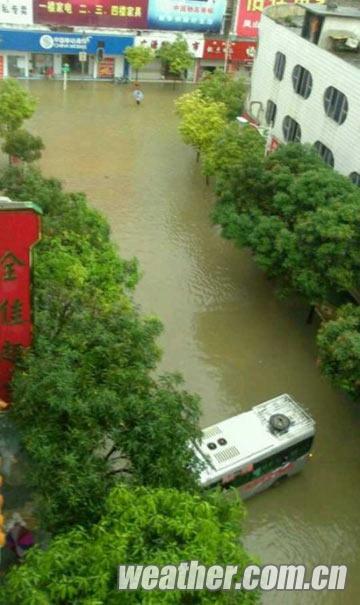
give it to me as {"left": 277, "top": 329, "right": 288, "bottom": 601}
{"left": 133, "top": 90, "right": 144, "bottom": 102}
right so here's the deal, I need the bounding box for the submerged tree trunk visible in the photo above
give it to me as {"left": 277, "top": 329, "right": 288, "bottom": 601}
{"left": 196, "top": 151, "right": 200, "bottom": 163}
{"left": 306, "top": 305, "right": 315, "bottom": 325}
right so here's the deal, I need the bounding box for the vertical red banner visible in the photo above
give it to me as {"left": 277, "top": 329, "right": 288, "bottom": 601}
{"left": 0, "top": 200, "right": 41, "bottom": 404}
{"left": 98, "top": 57, "right": 115, "bottom": 78}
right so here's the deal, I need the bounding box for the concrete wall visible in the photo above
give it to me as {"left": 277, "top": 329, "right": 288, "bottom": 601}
{"left": 249, "top": 14, "right": 360, "bottom": 177}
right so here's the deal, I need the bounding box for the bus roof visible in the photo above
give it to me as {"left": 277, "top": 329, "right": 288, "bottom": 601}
{"left": 195, "top": 394, "right": 315, "bottom": 486}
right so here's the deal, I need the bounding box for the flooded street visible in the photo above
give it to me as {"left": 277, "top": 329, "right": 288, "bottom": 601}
{"left": 28, "top": 80, "right": 360, "bottom": 603}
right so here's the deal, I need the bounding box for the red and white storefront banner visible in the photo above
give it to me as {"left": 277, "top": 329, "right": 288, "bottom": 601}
{"left": 203, "top": 39, "right": 257, "bottom": 63}
{"left": 135, "top": 31, "right": 204, "bottom": 59}
{"left": 235, "top": 0, "right": 325, "bottom": 38}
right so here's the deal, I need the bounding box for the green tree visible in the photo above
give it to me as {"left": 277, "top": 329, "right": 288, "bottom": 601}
{"left": 1, "top": 166, "right": 202, "bottom": 534}
{"left": 124, "top": 46, "right": 155, "bottom": 80}
{"left": 203, "top": 122, "right": 264, "bottom": 178}
{"left": 2, "top": 129, "right": 44, "bottom": 163}
{"left": 156, "top": 35, "right": 194, "bottom": 80}
{"left": 198, "top": 70, "right": 248, "bottom": 121}
{"left": 175, "top": 90, "right": 227, "bottom": 162}
{"left": 317, "top": 304, "right": 360, "bottom": 400}
{"left": 214, "top": 143, "right": 360, "bottom": 303}
{"left": 0, "top": 486, "right": 259, "bottom": 604}
{"left": 0, "top": 79, "right": 36, "bottom": 137}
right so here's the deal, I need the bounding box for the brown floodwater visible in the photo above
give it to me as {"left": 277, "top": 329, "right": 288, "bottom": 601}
{"left": 25, "top": 80, "right": 360, "bottom": 603}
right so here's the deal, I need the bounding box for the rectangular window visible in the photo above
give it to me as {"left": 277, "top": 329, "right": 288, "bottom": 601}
{"left": 274, "top": 52, "right": 286, "bottom": 81}
{"left": 324, "top": 86, "right": 348, "bottom": 125}
{"left": 265, "top": 100, "right": 277, "bottom": 126}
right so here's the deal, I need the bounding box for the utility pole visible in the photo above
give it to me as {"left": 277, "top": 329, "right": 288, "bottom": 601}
{"left": 222, "top": 0, "right": 236, "bottom": 73}
{"left": 224, "top": 37, "right": 233, "bottom": 73}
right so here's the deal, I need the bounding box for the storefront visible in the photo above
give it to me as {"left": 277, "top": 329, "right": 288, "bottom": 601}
{"left": 134, "top": 32, "right": 204, "bottom": 81}
{"left": 7, "top": 54, "right": 27, "bottom": 77}
{"left": 200, "top": 39, "right": 257, "bottom": 76}
{"left": 30, "top": 53, "right": 54, "bottom": 77}
{"left": 0, "top": 29, "right": 134, "bottom": 79}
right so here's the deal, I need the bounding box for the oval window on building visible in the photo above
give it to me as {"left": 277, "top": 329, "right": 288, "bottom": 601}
{"left": 314, "top": 141, "right": 334, "bottom": 168}
{"left": 282, "top": 116, "right": 301, "bottom": 143}
{"left": 274, "top": 52, "right": 286, "bottom": 81}
{"left": 265, "top": 100, "right": 277, "bottom": 126}
{"left": 324, "top": 86, "right": 348, "bottom": 125}
{"left": 349, "top": 172, "right": 360, "bottom": 186}
{"left": 292, "top": 65, "right": 313, "bottom": 99}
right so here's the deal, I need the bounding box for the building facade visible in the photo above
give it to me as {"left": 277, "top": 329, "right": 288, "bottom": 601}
{"left": 0, "top": 0, "right": 230, "bottom": 81}
{"left": 0, "top": 28, "right": 133, "bottom": 79}
{"left": 249, "top": 2, "right": 360, "bottom": 181}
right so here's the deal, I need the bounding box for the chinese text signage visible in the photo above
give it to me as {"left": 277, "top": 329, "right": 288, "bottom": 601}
{"left": 135, "top": 32, "right": 204, "bottom": 58}
{"left": 98, "top": 57, "right": 115, "bottom": 77}
{"left": 235, "top": 0, "right": 325, "bottom": 38}
{"left": 0, "top": 0, "right": 33, "bottom": 25}
{"left": 203, "top": 39, "right": 256, "bottom": 62}
{"left": 147, "top": 0, "right": 226, "bottom": 32}
{"left": 0, "top": 29, "right": 133, "bottom": 55}
{"left": 33, "top": 0, "right": 148, "bottom": 28}
{"left": 0, "top": 200, "right": 41, "bottom": 404}
{"left": 33, "top": 0, "right": 226, "bottom": 30}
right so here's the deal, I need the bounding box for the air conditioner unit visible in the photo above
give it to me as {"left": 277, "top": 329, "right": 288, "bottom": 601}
{"left": 345, "top": 37, "right": 359, "bottom": 49}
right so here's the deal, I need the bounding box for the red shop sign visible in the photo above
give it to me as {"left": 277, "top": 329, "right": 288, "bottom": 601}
{"left": 33, "top": 0, "right": 148, "bottom": 28}
{"left": 98, "top": 57, "right": 115, "bottom": 78}
{"left": 0, "top": 199, "right": 41, "bottom": 405}
{"left": 235, "top": 0, "right": 325, "bottom": 39}
{"left": 203, "top": 39, "right": 256, "bottom": 62}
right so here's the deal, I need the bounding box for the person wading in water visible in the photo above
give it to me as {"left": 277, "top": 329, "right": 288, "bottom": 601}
{"left": 133, "top": 82, "right": 144, "bottom": 106}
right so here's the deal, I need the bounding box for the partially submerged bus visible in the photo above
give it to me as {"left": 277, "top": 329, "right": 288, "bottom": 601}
{"left": 194, "top": 394, "right": 315, "bottom": 499}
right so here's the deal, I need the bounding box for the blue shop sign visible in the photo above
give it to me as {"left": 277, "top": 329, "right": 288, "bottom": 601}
{"left": 0, "top": 30, "right": 134, "bottom": 54}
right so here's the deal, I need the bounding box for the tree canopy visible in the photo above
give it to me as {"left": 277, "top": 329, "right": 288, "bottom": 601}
{"left": 317, "top": 303, "right": 360, "bottom": 400}
{"left": 2, "top": 129, "right": 44, "bottom": 162}
{"left": 213, "top": 143, "right": 360, "bottom": 303}
{"left": 0, "top": 79, "right": 36, "bottom": 137}
{"left": 156, "top": 35, "right": 194, "bottom": 79}
{"left": 197, "top": 70, "right": 247, "bottom": 121}
{"left": 1, "top": 166, "right": 202, "bottom": 534}
{"left": 175, "top": 90, "right": 227, "bottom": 160}
{"left": 124, "top": 46, "right": 155, "bottom": 79}
{"left": 0, "top": 485, "right": 259, "bottom": 604}
{"left": 203, "top": 123, "right": 264, "bottom": 179}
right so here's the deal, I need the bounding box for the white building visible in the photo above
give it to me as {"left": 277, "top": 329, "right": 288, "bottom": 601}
{"left": 248, "top": 2, "right": 360, "bottom": 184}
